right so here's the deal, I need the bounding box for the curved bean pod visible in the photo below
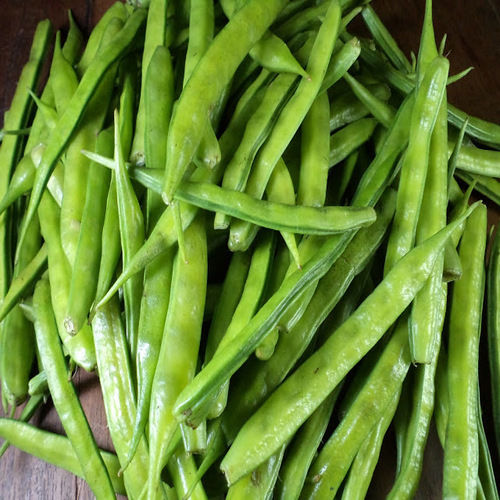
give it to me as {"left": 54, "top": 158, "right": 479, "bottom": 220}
{"left": 33, "top": 278, "right": 115, "bottom": 499}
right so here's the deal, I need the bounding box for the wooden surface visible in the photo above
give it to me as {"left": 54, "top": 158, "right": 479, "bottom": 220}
{"left": 0, "top": 0, "right": 499, "bottom": 498}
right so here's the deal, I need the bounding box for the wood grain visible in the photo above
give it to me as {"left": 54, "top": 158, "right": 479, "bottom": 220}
{"left": 0, "top": 0, "right": 499, "bottom": 498}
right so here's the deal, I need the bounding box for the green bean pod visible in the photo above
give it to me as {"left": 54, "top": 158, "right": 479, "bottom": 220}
{"left": 130, "top": 0, "right": 169, "bottom": 166}
{"left": 0, "top": 20, "right": 51, "bottom": 298}
{"left": 147, "top": 216, "right": 207, "bottom": 500}
{"left": 0, "top": 215, "right": 41, "bottom": 408}
{"left": 342, "top": 388, "right": 401, "bottom": 500}
{"left": 168, "top": 445, "right": 208, "bottom": 500}
{"left": 113, "top": 110, "right": 145, "bottom": 361}
{"left": 204, "top": 252, "right": 252, "bottom": 364}
{"left": 37, "top": 193, "right": 96, "bottom": 370}
{"left": 94, "top": 177, "right": 121, "bottom": 303}
{"left": 62, "top": 11, "right": 84, "bottom": 64}
{"left": 277, "top": 389, "right": 339, "bottom": 500}
{"left": 453, "top": 142, "right": 500, "bottom": 178}
{"left": 33, "top": 278, "right": 115, "bottom": 499}
{"left": 215, "top": 73, "right": 298, "bottom": 230}
{"left": 226, "top": 444, "right": 286, "bottom": 500}
{"left": 124, "top": 246, "right": 175, "bottom": 469}
{"left": 218, "top": 203, "right": 479, "bottom": 484}
{"left": 0, "top": 393, "right": 45, "bottom": 458}
{"left": 362, "top": 6, "right": 412, "bottom": 71}
{"left": 175, "top": 106, "right": 409, "bottom": 429}
{"left": 443, "top": 204, "right": 487, "bottom": 499}
{"left": 328, "top": 117, "right": 377, "bottom": 168}
{"left": 93, "top": 63, "right": 273, "bottom": 308}
{"left": 144, "top": 45, "right": 175, "bottom": 228}
{"left": 343, "top": 72, "right": 395, "bottom": 127}
{"left": 477, "top": 393, "right": 500, "bottom": 500}
{"left": 162, "top": 0, "right": 289, "bottom": 203}
{"left": 384, "top": 56, "right": 449, "bottom": 273}
{"left": 263, "top": 158, "right": 300, "bottom": 267}
{"left": 76, "top": 1, "right": 129, "bottom": 76}
{"left": 64, "top": 128, "right": 113, "bottom": 335}
{"left": 409, "top": 65, "right": 448, "bottom": 362}
{"left": 298, "top": 91, "right": 330, "bottom": 207}
{"left": 0, "top": 244, "right": 47, "bottom": 323}
{"left": 171, "top": 180, "right": 376, "bottom": 237}
{"left": 303, "top": 317, "right": 410, "bottom": 498}
{"left": 91, "top": 297, "right": 156, "bottom": 499}
{"left": 329, "top": 83, "right": 391, "bottom": 131}
{"left": 488, "top": 226, "right": 500, "bottom": 455}
{"left": 456, "top": 171, "right": 500, "bottom": 207}
{"left": 18, "top": 9, "right": 147, "bottom": 258}
{"left": 275, "top": 2, "right": 328, "bottom": 40}
{"left": 0, "top": 19, "right": 80, "bottom": 216}
{"left": 0, "top": 419, "right": 125, "bottom": 495}
{"left": 220, "top": 0, "right": 306, "bottom": 77}
{"left": 319, "top": 37, "right": 361, "bottom": 93}
{"left": 50, "top": 32, "right": 79, "bottom": 116}
{"left": 387, "top": 289, "right": 447, "bottom": 499}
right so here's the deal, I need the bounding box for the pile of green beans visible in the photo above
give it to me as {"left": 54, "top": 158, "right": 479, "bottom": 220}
{"left": 0, "top": 0, "right": 499, "bottom": 498}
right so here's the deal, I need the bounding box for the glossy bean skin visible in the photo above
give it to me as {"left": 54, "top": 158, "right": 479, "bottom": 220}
{"left": 328, "top": 117, "right": 377, "bottom": 168}
{"left": 173, "top": 92, "right": 413, "bottom": 427}
{"left": 456, "top": 171, "right": 500, "bottom": 207}
{"left": 167, "top": 445, "right": 208, "bottom": 500}
{"left": 219, "top": 204, "right": 478, "bottom": 485}
{"left": 94, "top": 71, "right": 264, "bottom": 308}
{"left": 361, "top": 5, "right": 412, "bottom": 72}
{"left": 384, "top": 56, "right": 449, "bottom": 273}
{"left": 343, "top": 72, "right": 395, "bottom": 127}
{"left": 298, "top": 91, "right": 330, "bottom": 208}
{"left": 0, "top": 21, "right": 82, "bottom": 216}
{"left": 443, "top": 205, "right": 487, "bottom": 499}
{"left": 50, "top": 33, "right": 79, "bottom": 116}
{"left": 33, "top": 278, "right": 115, "bottom": 499}
{"left": 162, "top": 0, "right": 289, "bottom": 203}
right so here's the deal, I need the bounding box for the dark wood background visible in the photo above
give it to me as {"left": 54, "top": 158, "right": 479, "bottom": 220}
{"left": 0, "top": 0, "right": 499, "bottom": 498}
